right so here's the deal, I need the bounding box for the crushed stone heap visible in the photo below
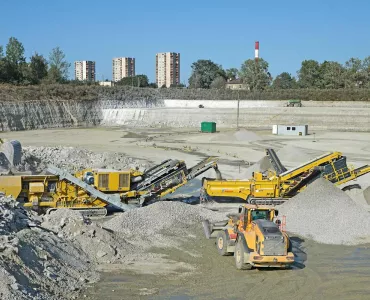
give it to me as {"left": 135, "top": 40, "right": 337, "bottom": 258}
{"left": 16, "top": 146, "right": 145, "bottom": 173}
{"left": 0, "top": 195, "right": 99, "bottom": 300}
{"left": 104, "top": 201, "right": 226, "bottom": 236}
{"left": 104, "top": 201, "right": 226, "bottom": 251}
{"left": 279, "top": 178, "right": 370, "bottom": 245}
{"left": 41, "top": 209, "right": 152, "bottom": 265}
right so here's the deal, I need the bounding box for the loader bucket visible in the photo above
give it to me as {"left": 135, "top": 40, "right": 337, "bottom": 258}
{"left": 1, "top": 140, "right": 22, "bottom": 166}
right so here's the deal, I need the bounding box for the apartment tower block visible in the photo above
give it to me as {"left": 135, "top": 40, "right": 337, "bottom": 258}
{"left": 112, "top": 57, "right": 135, "bottom": 82}
{"left": 74, "top": 61, "right": 96, "bottom": 81}
{"left": 156, "top": 52, "right": 180, "bottom": 88}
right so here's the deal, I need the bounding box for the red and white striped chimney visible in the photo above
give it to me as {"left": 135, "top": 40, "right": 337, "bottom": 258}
{"left": 255, "top": 41, "right": 259, "bottom": 62}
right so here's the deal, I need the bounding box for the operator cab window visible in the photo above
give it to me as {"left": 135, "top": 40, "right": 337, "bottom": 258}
{"left": 251, "top": 210, "right": 269, "bottom": 221}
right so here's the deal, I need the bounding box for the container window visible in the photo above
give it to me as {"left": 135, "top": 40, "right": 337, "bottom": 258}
{"left": 287, "top": 127, "right": 291, "bottom": 130}
{"left": 292, "top": 127, "right": 296, "bottom": 131}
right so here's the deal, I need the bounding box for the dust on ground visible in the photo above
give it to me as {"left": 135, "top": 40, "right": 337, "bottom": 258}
{"left": 83, "top": 225, "right": 370, "bottom": 300}
{"left": 2, "top": 127, "right": 370, "bottom": 299}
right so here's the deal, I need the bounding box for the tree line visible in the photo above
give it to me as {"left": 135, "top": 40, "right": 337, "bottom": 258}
{"left": 0, "top": 37, "right": 71, "bottom": 85}
{"left": 188, "top": 57, "right": 370, "bottom": 90}
{"left": 0, "top": 36, "right": 181, "bottom": 88}
{"left": 1, "top": 36, "right": 370, "bottom": 91}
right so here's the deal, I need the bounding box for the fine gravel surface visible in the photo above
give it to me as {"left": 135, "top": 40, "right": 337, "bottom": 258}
{"left": 364, "top": 186, "right": 370, "bottom": 205}
{"left": 279, "top": 178, "right": 370, "bottom": 245}
{"left": 276, "top": 145, "right": 314, "bottom": 164}
{"left": 233, "top": 129, "right": 262, "bottom": 142}
{"left": 16, "top": 146, "right": 145, "bottom": 173}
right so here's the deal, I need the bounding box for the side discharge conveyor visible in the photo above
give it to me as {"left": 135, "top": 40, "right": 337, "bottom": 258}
{"left": 201, "top": 149, "right": 370, "bottom": 206}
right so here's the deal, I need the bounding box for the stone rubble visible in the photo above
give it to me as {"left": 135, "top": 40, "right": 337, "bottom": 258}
{"left": 0, "top": 194, "right": 99, "bottom": 300}
{"left": 0, "top": 195, "right": 226, "bottom": 299}
{"left": 41, "top": 209, "right": 158, "bottom": 265}
{"left": 16, "top": 146, "right": 146, "bottom": 173}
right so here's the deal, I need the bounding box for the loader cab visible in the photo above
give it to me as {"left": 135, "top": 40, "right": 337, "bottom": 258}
{"left": 251, "top": 210, "right": 270, "bottom": 221}
{"left": 238, "top": 205, "right": 276, "bottom": 229}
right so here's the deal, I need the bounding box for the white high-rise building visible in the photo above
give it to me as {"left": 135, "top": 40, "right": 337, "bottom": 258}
{"left": 112, "top": 57, "right": 135, "bottom": 82}
{"left": 156, "top": 52, "right": 180, "bottom": 88}
{"left": 74, "top": 61, "right": 95, "bottom": 81}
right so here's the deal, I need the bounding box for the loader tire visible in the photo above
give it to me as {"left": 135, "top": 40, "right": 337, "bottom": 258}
{"left": 234, "top": 241, "right": 252, "bottom": 270}
{"left": 216, "top": 231, "right": 232, "bottom": 256}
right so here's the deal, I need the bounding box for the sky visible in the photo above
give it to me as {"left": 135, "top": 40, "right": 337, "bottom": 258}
{"left": 1, "top": 0, "right": 369, "bottom": 83}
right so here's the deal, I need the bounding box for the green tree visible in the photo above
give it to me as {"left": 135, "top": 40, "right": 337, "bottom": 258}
{"left": 362, "top": 56, "right": 370, "bottom": 88}
{"left": 0, "top": 45, "right": 5, "bottom": 82}
{"left": 117, "top": 75, "right": 149, "bottom": 87}
{"left": 272, "top": 72, "right": 297, "bottom": 89}
{"left": 297, "top": 60, "right": 322, "bottom": 88}
{"left": 225, "top": 68, "right": 238, "bottom": 80}
{"left": 188, "top": 60, "right": 226, "bottom": 88}
{"left": 6, "top": 37, "right": 25, "bottom": 65}
{"left": 4, "top": 37, "right": 26, "bottom": 83}
{"left": 148, "top": 82, "right": 158, "bottom": 88}
{"left": 344, "top": 57, "right": 368, "bottom": 88}
{"left": 239, "top": 58, "right": 271, "bottom": 91}
{"left": 47, "top": 47, "right": 70, "bottom": 82}
{"left": 210, "top": 76, "right": 226, "bottom": 89}
{"left": 319, "top": 61, "right": 345, "bottom": 89}
{"left": 28, "top": 53, "right": 48, "bottom": 84}
{"left": 170, "top": 83, "right": 186, "bottom": 88}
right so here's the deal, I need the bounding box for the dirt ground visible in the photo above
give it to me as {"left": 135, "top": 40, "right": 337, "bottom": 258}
{"left": 3, "top": 126, "right": 370, "bottom": 300}
{"left": 84, "top": 228, "right": 370, "bottom": 300}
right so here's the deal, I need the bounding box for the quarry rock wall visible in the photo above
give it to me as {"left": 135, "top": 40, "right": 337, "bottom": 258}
{"left": 1, "top": 99, "right": 370, "bottom": 131}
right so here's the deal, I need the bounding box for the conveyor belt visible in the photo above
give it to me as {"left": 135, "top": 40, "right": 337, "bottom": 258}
{"left": 187, "top": 156, "right": 220, "bottom": 180}
{"left": 354, "top": 165, "right": 370, "bottom": 177}
{"left": 279, "top": 152, "right": 344, "bottom": 181}
{"left": 136, "top": 159, "right": 183, "bottom": 190}
{"left": 266, "top": 149, "right": 287, "bottom": 175}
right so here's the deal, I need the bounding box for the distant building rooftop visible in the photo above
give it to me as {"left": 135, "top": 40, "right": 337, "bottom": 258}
{"left": 226, "top": 79, "right": 248, "bottom": 90}
{"left": 99, "top": 81, "right": 115, "bottom": 87}
{"left": 227, "top": 79, "right": 243, "bottom": 84}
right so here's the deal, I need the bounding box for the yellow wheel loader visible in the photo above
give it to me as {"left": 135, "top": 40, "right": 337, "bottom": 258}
{"left": 203, "top": 204, "right": 294, "bottom": 270}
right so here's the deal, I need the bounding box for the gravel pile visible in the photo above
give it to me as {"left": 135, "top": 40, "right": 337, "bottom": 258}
{"left": 41, "top": 209, "right": 155, "bottom": 265}
{"left": 279, "top": 178, "right": 370, "bottom": 245}
{"left": 104, "top": 202, "right": 226, "bottom": 250}
{"left": 240, "top": 156, "right": 272, "bottom": 179}
{"left": 0, "top": 195, "right": 99, "bottom": 300}
{"left": 16, "top": 146, "right": 145, "bottom": 173}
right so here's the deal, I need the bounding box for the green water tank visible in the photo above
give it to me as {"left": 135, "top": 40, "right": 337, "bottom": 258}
{"left": 201, "top": 122, "right": 216, "bottom": 133}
